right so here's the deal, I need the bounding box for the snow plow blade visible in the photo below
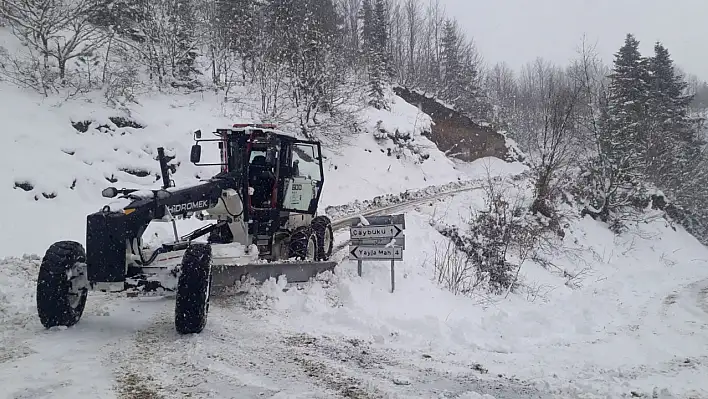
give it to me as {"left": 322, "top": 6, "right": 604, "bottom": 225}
{"left": 210, "top": 261, "right": 338, "bottom": 288}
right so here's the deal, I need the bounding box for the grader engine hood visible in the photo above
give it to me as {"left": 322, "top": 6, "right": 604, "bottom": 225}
{"left": 86, "top": 179, "right": 228, "bottom": 287}
{"left": 123, "top": 180, "right": 224, "bottom": 219}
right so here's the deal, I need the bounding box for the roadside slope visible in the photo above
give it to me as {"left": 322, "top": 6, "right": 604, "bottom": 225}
{"left": 0, "top": 76, "right": 471, "bottom": 258}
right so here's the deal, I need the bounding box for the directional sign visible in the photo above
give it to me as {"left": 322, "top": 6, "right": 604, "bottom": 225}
{"left": 350, "top": 245, "right": 403, "bottom": 261}
{"left": 350, "top": 224, "right": 403, "bottom": 239}
{"left": 351, "top": 236, "right": 405, "bottom": 249}
{"left": 349, "top": 213, "right": 406, "bottom": 293}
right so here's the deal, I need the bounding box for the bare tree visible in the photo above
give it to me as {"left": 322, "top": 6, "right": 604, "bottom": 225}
{"left": 1, "top": 0, "right": 108, "bottom": 85}
{"left": 403, "top": 0, "right": 420, "bottom": 84}
{"left": 568, "top": 36, "right": 611, "bottom": 153}
{"left": 515, "top": 57, "right": 584, "bottom": 216}
{"left": 113, "top": 0, "right": 201, "bottom": 86}
{"left": 484, "top": 61, "right": 517, "bottom": 127}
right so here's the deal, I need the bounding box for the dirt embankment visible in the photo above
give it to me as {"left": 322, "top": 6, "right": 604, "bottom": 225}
{"left": 394, "top": 87, "right": 512, "bottom": 162}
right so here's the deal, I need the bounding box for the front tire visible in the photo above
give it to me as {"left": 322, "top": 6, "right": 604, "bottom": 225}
{"left": 36, "top": 241, "right": 89, "bottom": 329}
{"left": 289, "top": 227, "right": 318, "bottom": 261}
{"left": 175, "top": 243, "right": 212, "bottom": 334}
{"left": 311, "top": 216, "right": 333, "bottom": 261}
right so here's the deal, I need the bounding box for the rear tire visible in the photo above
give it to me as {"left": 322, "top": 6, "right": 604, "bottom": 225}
{"left": 311, "top": 216, "right": 333, "bottom": 261}
{"left": 36, "top": 241, "right": 88, "bottom": 329}
{"left": 289, "top": 227, "right": 318, "bottom": 261}
{"left": 175, "top": 243, "right": 212, "bottom": 334}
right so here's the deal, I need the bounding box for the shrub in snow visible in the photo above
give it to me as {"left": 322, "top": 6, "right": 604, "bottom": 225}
{"left": 573, "top": 164, "right": 669, "bottom": 235}
{"left": 433, "top": 178, "right": 542, "bottom": 296}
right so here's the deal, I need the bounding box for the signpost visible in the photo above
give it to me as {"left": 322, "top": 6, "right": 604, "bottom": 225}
{"left": 349, "top": 214, "right": 406, "bottom": 293}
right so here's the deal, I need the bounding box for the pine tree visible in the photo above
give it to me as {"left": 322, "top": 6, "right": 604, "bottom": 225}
{"left": 646, "top": 42, "right": 704, "bottom": 184}
{"left": 359, "top": 0, "right": 374, "bottom": 64}
{"left": 213, "top": 0, "right": 257, "bottom": 60}
{"left": 264, "top": 0, "right": 344, "bottom": 128}
{"left": 360, "top": 0, "right": 389, "bottom": 110}
{"left": 437, "top": 19, "right": 486, "bottom": 118}
{"left": 603, "top": 34, "right": 650, "bottom": 182}
{"left": 584, "top": 34, "right": 651, "bottom": 225}
{"left": 440, "top": 19, "right": 462, "bottom": 102}
{"left": 645, "top": 42, "right": 707, "bottom": 239}
{"left": 172, "top": 0, "right": 197, "bottom": 80}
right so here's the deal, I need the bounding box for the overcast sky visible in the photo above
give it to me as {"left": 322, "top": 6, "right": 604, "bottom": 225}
{"left": 440, "top": 0, "right": 707, "bottom": 80}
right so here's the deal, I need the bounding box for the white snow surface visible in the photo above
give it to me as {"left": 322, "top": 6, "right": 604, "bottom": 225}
{"left": 3, "top": 152, "right": 708, "bottom": 397}
{"left": 1, "top": 27, "right": 708, "bottom": 398}
{"left": 3, "top": 181, "right": 708, "bottom": 397}
{"left": 241, "top": 194, "right": 708, "bottom": 398}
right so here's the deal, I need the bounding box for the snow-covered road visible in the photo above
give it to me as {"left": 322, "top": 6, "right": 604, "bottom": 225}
{"left": 4, "top": 260, "right": 707, "bottom": 398}
{"left": 0, "top": 271, "right": 541, "bottom": 399}
{"left": 3, "top": 177, "right": 708, "bottom": 398}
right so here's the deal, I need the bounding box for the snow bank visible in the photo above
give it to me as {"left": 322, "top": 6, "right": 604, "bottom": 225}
{"left": 243, "top": 188, "right": 708, "bottom": 398}
{"left": 0, "top": 255, "right": 40, "bottom": 334}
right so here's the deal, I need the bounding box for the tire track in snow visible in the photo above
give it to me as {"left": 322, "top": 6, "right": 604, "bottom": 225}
{"left": 0, "top": 181, "right": 490, "bottom": 398}
{"left": 693, "top": 279, "right": 708, "bottom": 315}
{"left": 107, "top": 182, "right": 487, "bottom": 398}
{"left": 283, "top": 332, "right": 544, "bottom": 399}
{"left": 661, "top": 277, "right": 708, "bottom": 328}
{"left": 113, "top": 294, "right": 339, "bottom": 398}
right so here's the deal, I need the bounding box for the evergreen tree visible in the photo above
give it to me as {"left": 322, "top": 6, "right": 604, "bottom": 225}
{"left": 584, "top": 34, "right": 650, "bottom": 224}
{"left": 210, "top": 0, "right": 258, "bottom": 75}
{"left": 646, "top": 42, "right": 704, "bottom": 184}
{"left": 373, "top": 0, "right": 391, "bottom": 78}
{"left": 359, "top": 0, "right": 374, "bottom": 64}
{"left": 645, "top": 42, "right": 707, "bottom": 239}
{"left": 360, "top": 0, "right": 390, "bottom": 109}
{"left": 265, "top": 0, "right": 344, "bottom": 128}
{"left": 172, "top": 0, "right": 197, "bottom": 80}
{"left": 89, "top": 0, "right": 147, "bottom": 40}
{"left": 440, "top": 19, "right": 462, "bottom": 102}
{"left": 437, "top": 18, "right": 486, "bottom": 118}
{"left": 603, "top": 34, "right": 650, "bottom": 182}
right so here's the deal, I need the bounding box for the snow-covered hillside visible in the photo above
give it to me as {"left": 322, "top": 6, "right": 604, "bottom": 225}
{"left": 0, "top": 80, "right": 469, "bottom": 258}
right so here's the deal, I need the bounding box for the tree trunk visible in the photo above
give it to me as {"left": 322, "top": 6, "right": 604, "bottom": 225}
{"left": 59, "top": 59, "right": 67, "bottom": 83}
{"left": 531, "top": 167, "right": 553, "bottom": 217}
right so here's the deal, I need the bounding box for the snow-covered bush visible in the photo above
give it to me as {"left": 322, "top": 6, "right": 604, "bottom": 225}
{"left": 434, "top": 176, "right": 542, "bottom": 296}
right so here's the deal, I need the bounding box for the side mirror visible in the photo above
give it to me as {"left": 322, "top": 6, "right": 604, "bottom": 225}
{"left": 102, "top": 187, "right": 118, "bottom": 198}
{"left": 190, "top": 144, "right": 201, "bottom": 163}
{"left": 194, "top": 129, "right": 202, "bottom": 139}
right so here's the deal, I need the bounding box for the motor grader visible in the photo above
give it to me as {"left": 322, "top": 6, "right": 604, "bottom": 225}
{"left": 36, "top": 124, "right": 335, "bottom": 334}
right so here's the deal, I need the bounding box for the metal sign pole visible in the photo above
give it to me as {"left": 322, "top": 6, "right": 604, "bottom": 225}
{"left": 390, "top": 259, "right": 395, "bottom": 292}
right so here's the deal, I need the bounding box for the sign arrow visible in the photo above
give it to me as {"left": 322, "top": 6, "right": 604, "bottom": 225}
{"left": 349, "top": 245, "right": 403, "bottom": 261}
{"left": 350, "top": 224, "right": 404, "bottom": 239}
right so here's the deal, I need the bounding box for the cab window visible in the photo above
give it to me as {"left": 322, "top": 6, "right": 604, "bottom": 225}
{"left": 282, "top": 143, "right": 321, "bottom": 212}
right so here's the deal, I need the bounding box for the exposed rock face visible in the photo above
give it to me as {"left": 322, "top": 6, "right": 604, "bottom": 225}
{"left": 394, "top": 86, "right": 511, "bottom": 162}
